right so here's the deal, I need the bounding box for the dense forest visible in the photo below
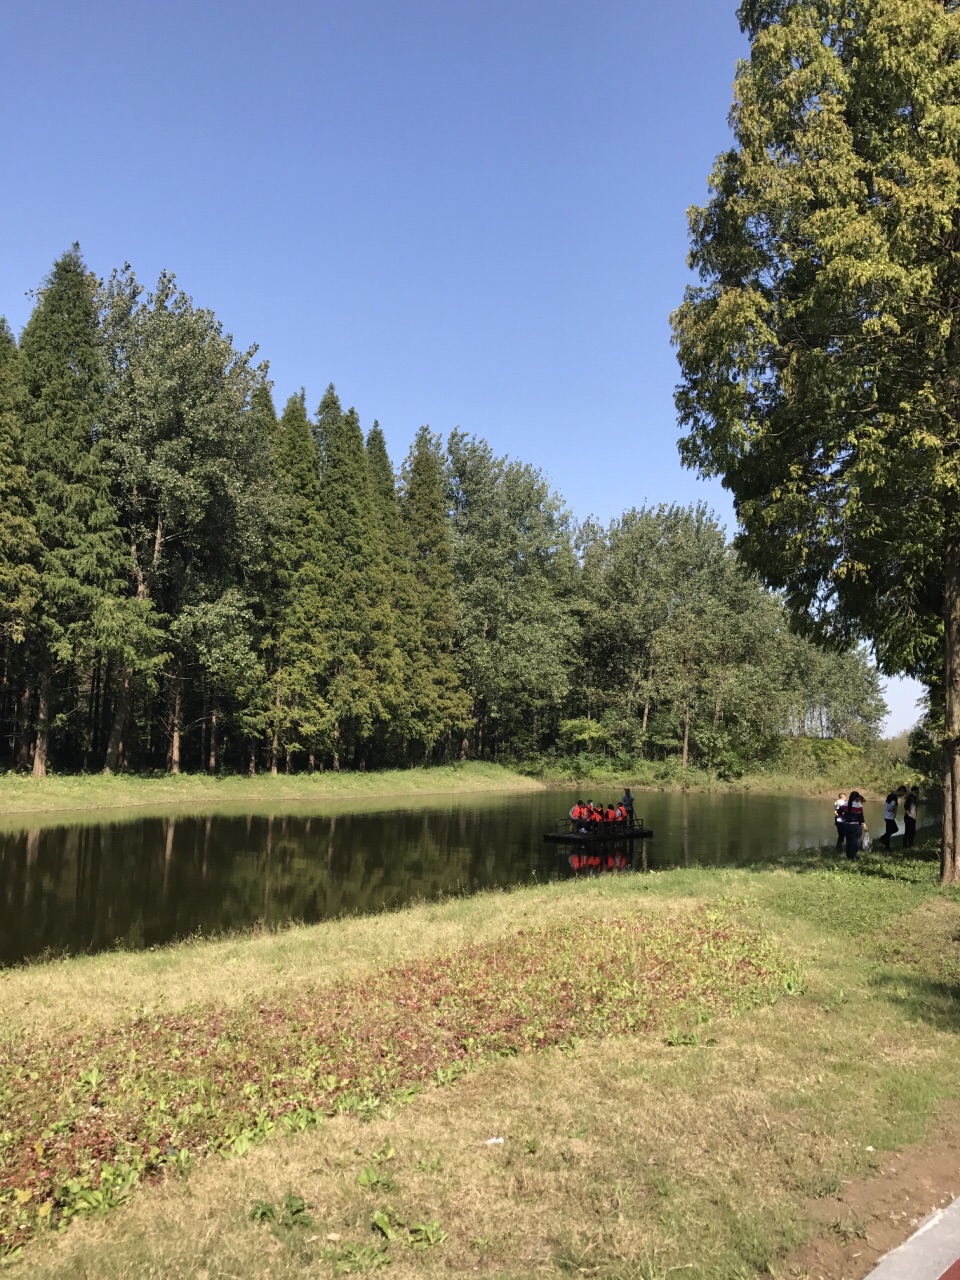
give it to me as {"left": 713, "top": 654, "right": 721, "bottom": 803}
{"left": 0, "top": 247, "right": 885, "bottom": 778}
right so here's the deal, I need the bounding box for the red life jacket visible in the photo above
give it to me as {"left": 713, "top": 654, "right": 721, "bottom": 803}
{"left": 615, "top": 804, "right": 627, "bottom": 822}
{"left": 605, "top": 806, "right": 616, "bottom": 822}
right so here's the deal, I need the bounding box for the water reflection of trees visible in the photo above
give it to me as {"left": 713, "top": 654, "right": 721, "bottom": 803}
{"left": 0, "top": 793, "right": 844, "bottom": 965}
{"left": 0, "top": 803, "right": 563, "bottom": 965}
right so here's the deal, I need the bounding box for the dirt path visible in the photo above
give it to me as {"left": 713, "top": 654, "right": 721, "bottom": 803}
{"left": 778, "top": 1104, "right": 960, "bottom": 1279}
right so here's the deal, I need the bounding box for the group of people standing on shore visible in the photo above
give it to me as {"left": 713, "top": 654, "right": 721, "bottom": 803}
{"left": 833, "top": 785, "right": 919, "bottom": 860}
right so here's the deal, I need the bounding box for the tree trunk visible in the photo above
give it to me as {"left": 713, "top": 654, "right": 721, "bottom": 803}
{"left": 86, "top": 659, "right": 101, "bottom": 771}
{"left": 269, "top": 681, "right": 281, "bottom": 775}
{"left": 15, "top": 684, "right": 32, "bottom": 770}
{"left": 103, "top": 666, "right": 132, "bottom": 774}
{"left": 682, "top": 706, "right": 691, "bottom": 770}
{"left": 169, "top": 676, "right": 183, "bottom": 775}
{"left": 207, "top": 708, "right": 218, "bottom": 774}
{"left": 942, "top": 533, "right": 960, "bottom": 884}
{"left": 32, "top": 667, "right": 51, "bottom": 778}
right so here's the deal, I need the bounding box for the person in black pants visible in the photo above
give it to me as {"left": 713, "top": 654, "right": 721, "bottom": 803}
{"left": 834, "top": 792, "right": 847, "bottom": 850}
{"left": 881, "top": 792, "right": 899, "bottom": 850}
{"left": 843, "top": 791, "right": 866, "bottom": 860}
{"left": 903, "top": 786, "right": 919, "bottom": 847}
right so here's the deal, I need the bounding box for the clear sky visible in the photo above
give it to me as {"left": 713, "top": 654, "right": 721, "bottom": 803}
{"left": 1, "top": 0, "right": 924, "bottom": 734}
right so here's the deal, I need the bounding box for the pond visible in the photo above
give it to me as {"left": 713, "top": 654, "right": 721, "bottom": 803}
{"left": 0, "top": 788, "right": 925, "bottom": 966}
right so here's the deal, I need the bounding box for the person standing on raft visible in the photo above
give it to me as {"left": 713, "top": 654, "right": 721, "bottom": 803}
{"left": 620, "top": 788, "right": 635, "bottom": 827}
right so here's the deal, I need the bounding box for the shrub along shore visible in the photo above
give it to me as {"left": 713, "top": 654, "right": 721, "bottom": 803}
{"left": 0, "top": 760, "right": 907, "bottom": 818}
{"left": 3, "top": 838, "right": 959, "bottom": 1278}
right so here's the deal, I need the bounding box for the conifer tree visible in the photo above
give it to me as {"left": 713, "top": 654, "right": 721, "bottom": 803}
{"left": 99, "top": 266, "right": 271, "bottom": 772}
{"left": 365, "top": 421, "right": 419, "bottom": 759}
{"left": 315, "top": 386, "right": 401, "bottom": 768}
{"left": 399, "top": 427, "right": 468, "bottom": 758}
{"left": 0, "top": 320, "right": 39, "bottom": 644}
{"left": 262, "top": 391, "right": 329, "bottom": 771}
{"left": 670, "top": 0, "right": 960, "bottom": 878}
{"left": 19, "top": 247, "right": 128, "bottom": 776}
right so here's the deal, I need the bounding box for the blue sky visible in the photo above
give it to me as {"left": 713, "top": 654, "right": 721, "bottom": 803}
{"left": 1, "top": 0, "right": 923, "bottom": 733}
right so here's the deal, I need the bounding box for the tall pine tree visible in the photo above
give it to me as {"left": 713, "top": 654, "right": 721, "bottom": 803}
{"left": 19, "top": 247, "right": 128, "bottom": 776}
{"left": 399, "top": 426, "right": 468, "bottom": 759}
{"left": 262, "top": 390, "right": 329, "bottom": 771}
{"left": 314, "top": 387, "right": 400, "bottom": 768}
{"left": 99, "top": 266, "right": 271, "bottom": 772}
{"left": 0, "top": 320, "right": 39, "bottom": 644}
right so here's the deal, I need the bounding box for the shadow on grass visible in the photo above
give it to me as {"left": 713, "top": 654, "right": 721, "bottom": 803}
{"left": 731, "top": 839, "right": 944, "bottom": 884}
{"left": 869, "top": 968, "right": 960, "bottom": 1033}
{"left": 732, "top": 836, "right": 960, "bottom": 1035}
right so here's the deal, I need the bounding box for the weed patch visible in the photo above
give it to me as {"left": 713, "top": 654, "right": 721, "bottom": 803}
{"left": 0, "top": 908, "right": 792, "bottom": 1260}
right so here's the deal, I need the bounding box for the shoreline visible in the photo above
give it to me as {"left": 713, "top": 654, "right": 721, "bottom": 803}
{"left": 0, "top": 763, "right": 884, "bottom": 818}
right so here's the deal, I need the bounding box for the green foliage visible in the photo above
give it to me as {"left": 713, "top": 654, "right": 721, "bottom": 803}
{"left": 670, "top": 1, "right": 959, "bottom": 871}
{"left": 568, "top": 504, "right": 885, "bottom": 771}
{"left": 254, "top": 390, "right": 329, "bottom": 768}
{"left": 249, "top": 1192, "right": 313, "bottom": 1229}
{"left": 398, "top": 426, "right": 469, "bottom": 759}
{"left": 0, "top": 319, "right": 39, "bottom": 643}
{"left": 0, "top": 244, "right": 896, "bottom": 778}
{"left": 447, "top": 430, "right": 578, "bottom": 757}
{"left": 314, "top": 388, "right": 402, "bottom": 766}
{"left": 98, "top": 265, "right": 273, "bottom": 770}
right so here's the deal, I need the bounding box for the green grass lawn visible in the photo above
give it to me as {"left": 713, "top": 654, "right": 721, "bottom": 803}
{"left": 0, "top": 762, "right": 545, "bottom": 819}
{"left": 2, "top": 838, "right": 958, "bottom": 1278}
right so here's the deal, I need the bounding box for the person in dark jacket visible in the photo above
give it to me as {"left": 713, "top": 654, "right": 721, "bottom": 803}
{"left": 843, "top": 791, "right": 866, "bottom": 860}
{"left": 881, "top": 792, "right": 899, "bottom": 850}
{"left": 834, "top": 792, "right": 847, "bottom": 850}
{"left": 903, "top": 786, "right": 919, "bottom": 847}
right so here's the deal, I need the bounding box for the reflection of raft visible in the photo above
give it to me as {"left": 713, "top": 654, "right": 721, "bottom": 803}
{"left": 544, "top": 822, "right": 653, "bottom": 845}
{"left": 568, "top": 851, "right": 633, "bottom": 873}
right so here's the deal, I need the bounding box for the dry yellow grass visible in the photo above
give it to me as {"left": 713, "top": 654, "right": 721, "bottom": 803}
{"left": 6, "top": 854, "right": 960, "bottom": 1278}
{"left": 17, "top": 979, "right": 955, "bottom": 1280}
{"left": 1, "top": 877, "right": 705, "bottom": 1041}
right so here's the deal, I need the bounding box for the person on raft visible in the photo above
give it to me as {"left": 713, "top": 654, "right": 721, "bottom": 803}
{"left": 620, "top": 788, "right": 635, "bottom": 825}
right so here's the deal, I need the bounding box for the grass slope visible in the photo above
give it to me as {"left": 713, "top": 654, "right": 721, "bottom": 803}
{"left": 3, "top": 840, "right": 959, "bottom": 1278}
{"left": 0, "top": 763, "right": 544, "bottom": 819}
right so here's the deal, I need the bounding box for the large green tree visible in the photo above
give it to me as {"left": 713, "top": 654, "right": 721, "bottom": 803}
{"left": 19, "top": 248, "right": 129, "bottom": 777}
{"left": 99, "top": 266, "right": 272, "bottom": 772}
{"left": 671, "top": 0, "right": 960, "bottom": 880}
{"left": 261, "top": 391, "right": 329, "bottom": 771}
{"left": 398, "top": 427, "right": 468, "bottom": 759}
{"left": 0, "top": 320, "right": 39, "bottom": 644}
{"left": 447, "top": 431, "right": 577, "bottom": 757}
{"left": 314, "top": 387, "right": 401, "bottom": 768}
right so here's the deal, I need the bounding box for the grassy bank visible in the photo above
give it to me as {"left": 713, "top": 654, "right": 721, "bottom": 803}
{"left": 3, "top": 840, "right": 960, "bottom": 1278}
{"left": 0, "top": 758, "right": 915, "bottom": 821}
{"left": 524, "top": 758, "right": 913, "bottom": 800}
{"left": 0, "top": 762, "right": 545, "bottom": 818}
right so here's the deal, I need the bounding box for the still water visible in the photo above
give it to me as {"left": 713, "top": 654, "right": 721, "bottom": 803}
{"left": 0, "top": 789, "right": 885, "bottom": 966}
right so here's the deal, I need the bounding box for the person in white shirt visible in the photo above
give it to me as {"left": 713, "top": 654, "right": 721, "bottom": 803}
{"left": 834, "top": 792, "right": 847, "bottom": 850}
{"left": 903, "top": 786, "right": 919, "bottom": 847}
{"left": 881, "top": 792, "right": 899, "bottom": 849}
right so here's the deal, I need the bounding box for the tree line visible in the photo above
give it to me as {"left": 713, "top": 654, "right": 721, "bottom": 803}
{"left": 0, "top": 246, "right": 884, "bottom": 778}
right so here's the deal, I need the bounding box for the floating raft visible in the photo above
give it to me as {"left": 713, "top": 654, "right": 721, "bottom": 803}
{"left": 544, "top": 822, "right": 653, "bottom": 845}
